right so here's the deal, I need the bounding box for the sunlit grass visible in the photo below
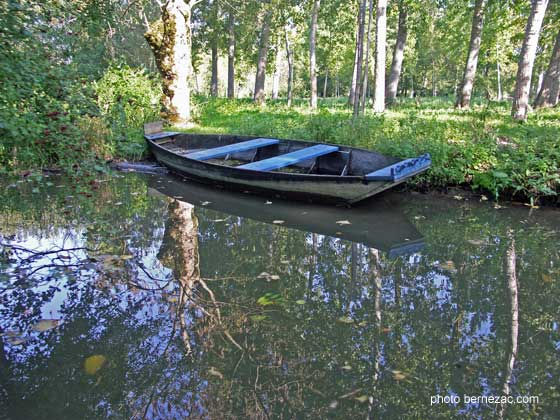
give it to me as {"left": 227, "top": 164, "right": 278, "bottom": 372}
{"left": 168, "top": 96, "right": 559, "bottom": 204}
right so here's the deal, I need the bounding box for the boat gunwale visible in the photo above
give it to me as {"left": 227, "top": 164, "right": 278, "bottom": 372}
{"left": 146, "top": 133, "right": 400, "bottom": 184}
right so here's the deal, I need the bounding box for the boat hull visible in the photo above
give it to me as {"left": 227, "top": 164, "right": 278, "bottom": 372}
{"left": 146, "top": 133, "right": 423, "bottom": 204}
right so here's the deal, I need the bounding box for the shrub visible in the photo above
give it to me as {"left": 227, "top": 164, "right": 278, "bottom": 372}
{"left": 95, "top": 64, "right": 162, "bottom": 159}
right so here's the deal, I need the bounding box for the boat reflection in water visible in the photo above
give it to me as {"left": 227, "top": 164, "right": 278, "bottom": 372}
{"left": 147, "top": 173, "right": 424, "bottom": 258}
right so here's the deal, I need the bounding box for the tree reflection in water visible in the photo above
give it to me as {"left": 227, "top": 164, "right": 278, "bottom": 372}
{"left": 0, "top": 173, "right": 558, "bottom": 419}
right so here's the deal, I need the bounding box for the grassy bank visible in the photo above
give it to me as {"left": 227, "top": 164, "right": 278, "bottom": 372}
{"left": 178, "top": 97, "right": 559, "bottom": 205}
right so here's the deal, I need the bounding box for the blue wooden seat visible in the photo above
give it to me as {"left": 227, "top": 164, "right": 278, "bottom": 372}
{"left": 365, "top": 154, "right": 431, "bottom": 181}
{"left": 185, "top": 138, "right": 279, "bottom": 161}
{"left": 238, "top": 144, "right": 339, "bottom": 171}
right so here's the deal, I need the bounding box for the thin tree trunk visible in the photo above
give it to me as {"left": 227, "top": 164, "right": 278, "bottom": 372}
{"left": 144, "top": 0, "right": 195, "bottom": 124}
{"left": 496, "top": 42, "right": 502, "bottom": 100}
{"left": 272, "top": 45, "right": 281, "bottom": 99}
{"left": 353, "top": 0, "right": 367, "bottom": 117}
{"left": 227, "top": 11, "right": 235, "bottom": 99}
{"left": 210, "top": 40, "right": 218, "bottom": 97}
{"left": 456, "top": 0, "right": 486, "bottom": 108}
{"left": 348, "top": 9, "right": 362, "bottom": 107}
{"left": 386, "top": 1, "right": 408, "bottom": 105}
{"left": 254, "top": 10, "right": 272, "bottom": 105}
{"left": 323, "top": 69, "right": 329, "bottom": 97}
{"left": 360, "top": 0, "right": 374, "bottom": 111}
{"left": 535, "top": 28, "right": 560, "bottom": 108}
{"left": 512, "top": 0, "right": 550, "bottom": 121}
{"left": 285, "top": 27, "right": 294, "bottom": 107}
{"left": 309, "top": 0, "right": 320, "bottom": 109}
{"left": 432, "top": 69, "right": 437, "bottom": 96}
{"left": 373, "top": 0, "right": 388, "bottom": 113}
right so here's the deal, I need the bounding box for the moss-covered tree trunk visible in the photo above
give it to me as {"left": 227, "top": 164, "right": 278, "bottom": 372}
{"left": 145, "top": 0, "right": 195, "bottom": 124}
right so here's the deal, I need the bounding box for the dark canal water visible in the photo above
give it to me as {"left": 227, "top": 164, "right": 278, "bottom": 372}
{"left": 0, "top": 172, "right": 558, "bottom": 419}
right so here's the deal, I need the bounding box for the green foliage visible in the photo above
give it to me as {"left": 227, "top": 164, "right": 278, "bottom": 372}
{"left": 94, "top": 64, "right": 162, "bottom": 159}
{"left": 185, "top": 96, "right": 559, "bottom": 204}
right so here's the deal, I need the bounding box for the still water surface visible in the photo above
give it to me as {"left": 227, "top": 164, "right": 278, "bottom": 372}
{"left": 0, "top": 172, "right": 558, "bottom": 419}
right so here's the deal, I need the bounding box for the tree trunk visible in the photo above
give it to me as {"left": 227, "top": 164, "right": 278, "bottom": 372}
{"left": 373, "top": 0, "right": 388, "bottom": 113}
{"left": 254, "top": 10, "right": 272, "bottom": 105}
{"left": 227, "top": 11, "right": 235, "bottom": 99}
{"left": 386, "top": 1, "right": 408, "bottom": 105}
{"left": 535, "top": 28, "right": 560, "bottom": 108}
{"left": 210, "top": 40, "right": 218, "bottom": 97}
{"left": 353, "top": 0, "right": 367, "bottom": 117}
{"left": 348, "top": 9, "right": 362, "bottom": 107}
{"left": 272, "top": 45, "right": 281, "bottom": 99}
{"left": 496, "top": 43, "right": 502, "bottom": 100}
{"left": 144, "top": 0, "right": 194, "bottom": 124}
{"left": 323, "top": 69, "right": 329, "bottom": 97}
{"left": 360, "top": 0, "right": 374, "bottom": 111}
{"left": 512, "top": 0, "right": 549, "bottom": 121}
{"left": 456, "top": 0, "right": 486, "bottom": 108}
{"left": 309, "top": 0, "right": 320, "bottom": 109}
{"left": 285, "top": 27, "right": 294, "bottom": 107}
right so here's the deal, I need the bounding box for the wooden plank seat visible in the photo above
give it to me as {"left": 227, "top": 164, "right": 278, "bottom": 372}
{"left": 365, "top": 154, "right": 431, "bottom": 181}
{"left": 238, "top": 144, "right": 339, "bottom": 171}
{"left": 185, "top": 138, "right": 279, "bottom": 161}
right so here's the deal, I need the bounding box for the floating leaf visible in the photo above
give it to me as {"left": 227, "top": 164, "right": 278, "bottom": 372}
{"left": 438, "top": 261, "right": 457, "bottom": 273}
{"left": 355, "top": 395, "right": 369, "bottom": 403}
{"left": 542, "top": 274, "right": 553, "bottom": 283}
{"left": 341, "top": 365, "right": 352, "bottom": 371}
{"left": 335, "top": 220, "right": 351, "bottom": 226}
{"left": 201, "top": 201, "right": 211, "bottom": 206}
{"left": 33, "top": 319, "right": 59, "bottom": 332}
{"left": 208, "top": 366, "right": 224, "bottom": 379}
{"left": 84, "top": 355, "right": 107, "bottom": 375}
{"left": 257, "top": 292, "right": 283, "bottom": 306}
{"left": 272, "top": 220, "right": 285, "bottom": 225}
{"left": 265, "top": 201, "right": 272, "bottom": 205}
{"left": 392, "top": 370, "right": 407, "bottom": 381}
{"left": 250, "top": 315, "right": 267, "bottom": 322}
{"left": 295, "top": 300, "right": 306, "bottom": 305}
{"left": 337, "top": 316, "right": 354, "bottom": 324}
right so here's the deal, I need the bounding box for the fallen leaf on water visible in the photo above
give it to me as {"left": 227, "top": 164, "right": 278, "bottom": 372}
{"left": 84, "top": 355, "right": 107, "bottom": 375}
{"left": 337, "top": 316, "right": 354, "bottom": 324}
{"left": 272, "top": 220, "right": 285, "bottom": 224}
{"left": 438, "top": 261, "right": 457, "bottom": 273}
{"left": 173, "top": 195, "right": 183, "bottom": 199}
{"left": 208, "top": 367, "right": 223, "bottom": 379}
{"left": 295, "top": 299, "right": 306, "bottom": 305}
{"left": 355, "top": 395, "right": 369, "bottom": 403}
{"left": 341, "top": 365, "right": 352, "bottom": 371}
{"left": 392, "top": 370, "right": 407, "bottom": 381}
{"left": 336, "top": 220, "right": 351, "bottom": 226}
{"left": 467, "top": 239, "right": 486, "bottom": 246}
{"left": 265, "top": 201, "right": 272, "bottom": 205}
{"left": 120, "top": 255, "right": 133, "bottom": 260}
{"left": 201, "top": 201, "right": 211, "bottom": 206}
{"left": 114, "top": 202, "right": 123, "bottom": 206}
{"left": 542, "top": 274, "right": 553, "bottom": 283}
{"left": 33, "top": 319, "right": 59, "bottom": 332}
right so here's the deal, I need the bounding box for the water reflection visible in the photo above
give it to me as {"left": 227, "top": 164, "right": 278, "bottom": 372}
{"left": 0, "top": 173, "right": 558, "bottom": 419}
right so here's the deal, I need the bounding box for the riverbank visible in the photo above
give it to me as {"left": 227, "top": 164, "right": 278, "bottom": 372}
{"left": 174, "top": 97, "right": 559, "bottom": 206}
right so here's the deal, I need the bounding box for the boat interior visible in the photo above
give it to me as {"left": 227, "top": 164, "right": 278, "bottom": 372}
{"left": 150, "top": 133, "right": 401, "bottom": 177}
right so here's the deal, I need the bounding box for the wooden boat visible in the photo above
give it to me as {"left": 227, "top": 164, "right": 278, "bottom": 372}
{"left": 144, "top": 121, "right": 431, "bottom": 204}
{"left": 146, "top": 173, "right": 424, "bottom": 258}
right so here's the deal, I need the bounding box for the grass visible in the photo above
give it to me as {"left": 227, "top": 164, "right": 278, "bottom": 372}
{"left": 172, "top": 96, "right": 559, "bottom": 205}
